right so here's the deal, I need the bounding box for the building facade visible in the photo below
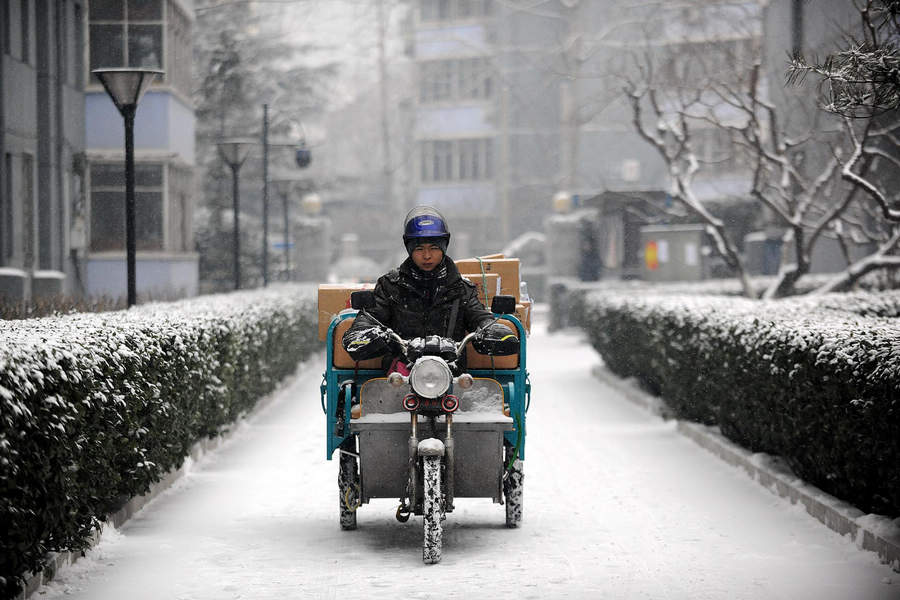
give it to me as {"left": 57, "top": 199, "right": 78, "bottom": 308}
{"left": 1, "top": 0, "right": 87, "bottom": 298}
{"left": 413, "top": 0, "right": 500, "bottom": 256}
{"left": 0, "top": 0, "right": 198, "bottom": 303}
{"left": 84, "top": 0, "right": 198, "bottom": 299}
{"left": 410, "top": 0, "right": 761, "bottom": 263}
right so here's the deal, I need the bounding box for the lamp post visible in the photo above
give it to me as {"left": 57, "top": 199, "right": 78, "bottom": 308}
{"left": 92, "top": 67, "right": 163, "bottom": 307}
{"left": 217, "top": 138, "right": 256, "bottom": 290}
{"left": 261, "top": 104, "right": 312, "bottom": 286}
{"left": 271, "top": 178, "right": 297, "bottom": 281}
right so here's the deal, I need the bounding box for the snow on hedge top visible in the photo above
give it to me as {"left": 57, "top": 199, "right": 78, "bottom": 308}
{"left": 0, "top": 284, "right": 317, "bottom": 356}
{"left": 583, "top": 289, "right": 900, "bottom": 382}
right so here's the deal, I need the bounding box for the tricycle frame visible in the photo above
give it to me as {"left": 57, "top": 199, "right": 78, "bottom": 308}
{"left": 320, "top": 311, "right": 530, "bottom": 465}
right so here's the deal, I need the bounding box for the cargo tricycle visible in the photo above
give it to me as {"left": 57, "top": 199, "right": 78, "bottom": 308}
{"left": 320, "top": 291, "right": 530, "bottom": 563}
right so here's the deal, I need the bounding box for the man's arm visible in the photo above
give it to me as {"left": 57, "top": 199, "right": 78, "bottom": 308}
{"left": 342, "top": 278, "right": 395, "bottom": 360}
{"left": 461, "top": 282, "right": 495, "bottom": 333}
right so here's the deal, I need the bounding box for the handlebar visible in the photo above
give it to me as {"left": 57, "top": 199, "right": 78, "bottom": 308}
{"left": 359, "top": 309, "right": 505, "bottom": 361}
{"left": 389, "top": 322, "right": 492, "bottom": 360}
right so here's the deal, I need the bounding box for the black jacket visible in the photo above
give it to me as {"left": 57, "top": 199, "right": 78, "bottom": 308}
{"left": 344, "top": 256, "right": 494, "bottom": 357}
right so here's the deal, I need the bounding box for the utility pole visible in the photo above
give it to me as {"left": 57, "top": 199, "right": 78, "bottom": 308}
{"left": 377, "top": 0, "right": 395, "bottom": 218}
{"left": 262, "top": 104, "right": 270, "bottom": 287}
{"left": 561, "top": 1, "right": 583, "bottom": 191}
{"left": 500, "top": 82, "right": 511, "bottom": 245}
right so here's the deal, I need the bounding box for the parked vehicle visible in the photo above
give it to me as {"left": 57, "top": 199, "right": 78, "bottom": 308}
{"left": 321, "top": 291, "right": 530, "bottom": 563}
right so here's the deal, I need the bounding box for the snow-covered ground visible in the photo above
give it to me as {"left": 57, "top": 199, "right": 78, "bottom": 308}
{"left": 37, "top": 316, "right": 896, "bottom": 599}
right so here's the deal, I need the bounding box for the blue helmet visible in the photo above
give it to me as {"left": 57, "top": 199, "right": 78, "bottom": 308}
{"left": 403, "top": 206, "right": 451, "bottom": 250}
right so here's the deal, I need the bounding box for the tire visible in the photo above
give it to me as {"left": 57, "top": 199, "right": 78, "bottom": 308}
{"left": 422, "top": 454, "right": 443, "bottom": 564}
{"left": 338, "top": 451, "right": 359, "bottom": 530}
{"left": 504, "top": 458, "right": 524, "bottom": 528}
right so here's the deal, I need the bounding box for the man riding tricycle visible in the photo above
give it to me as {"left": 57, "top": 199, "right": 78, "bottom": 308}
{"left": 319, "top": 206, "right": 531, "bottom": 563}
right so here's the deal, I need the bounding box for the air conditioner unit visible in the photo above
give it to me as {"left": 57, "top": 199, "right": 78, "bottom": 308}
{"left": 621, "top": 159, "right": 640, "bottom": 182}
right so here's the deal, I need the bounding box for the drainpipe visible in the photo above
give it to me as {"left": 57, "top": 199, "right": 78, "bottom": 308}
{"left": 0, "top": 0, "right": 6, "bottom": 267}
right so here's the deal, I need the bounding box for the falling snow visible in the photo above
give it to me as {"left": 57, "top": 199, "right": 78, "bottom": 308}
{"left": 35, "top": 315, "right": 897, "bottom": 599}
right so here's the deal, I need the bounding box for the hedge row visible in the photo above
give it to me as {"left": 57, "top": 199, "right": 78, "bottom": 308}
{"left": 577, "top": 289, "right": 900, "bottom": 518}
{"left": 0, "top": 284, "right": 319, "bottom": 596}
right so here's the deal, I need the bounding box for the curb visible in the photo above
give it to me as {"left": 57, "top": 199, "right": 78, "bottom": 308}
{"left": 591, "top": 364, "right": 900, "bottom": 573}
{"left": 16, "top": 369, "right": 296, "bottom": 600}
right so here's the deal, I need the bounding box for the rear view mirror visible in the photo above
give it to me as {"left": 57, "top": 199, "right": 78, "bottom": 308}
{"left": 490, "top": 295, "right": 516, "bottom": 315}
{"left": 350, "top": 290, "right": 376, "bottom": 310}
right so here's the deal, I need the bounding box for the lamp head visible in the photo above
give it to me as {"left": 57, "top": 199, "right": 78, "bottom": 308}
{"left": 217, "top": 138, "right": 257, "bottom": 168}
{"left": 92, "top": 68, "right": 164, "bottom": 115}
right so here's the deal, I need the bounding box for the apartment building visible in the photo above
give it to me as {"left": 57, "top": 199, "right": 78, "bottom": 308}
{"left": 410, "top": 0, "right": 761, "bottom": 266}
{"left": 84, "top": 0, "right": 198, "bottom": 299}
{"left": 1, "top": 0, "right": 87, "bottom": 298}
{"left": 1, "top": 0, "right": 198, "bottom": 302}
{"left": 412, "top": 0, "right": 499, "bottom": 256}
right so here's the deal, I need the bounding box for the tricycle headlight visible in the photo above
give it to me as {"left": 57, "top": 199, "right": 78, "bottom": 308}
{"left": 409, "top": 356, "right": 451, "bottom": 399}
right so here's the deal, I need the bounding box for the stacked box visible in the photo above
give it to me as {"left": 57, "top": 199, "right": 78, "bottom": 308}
{"left": 515, "top": 300, "right": 532, "bottom": 334}
{"left": 455, "top": 257, "right": 520, "bottom": 302}
{"left": 461, "top": 272, "right": 500, "bottom": 307}
{"left": 317, "top": 283, "right": 374, "bottom": 341}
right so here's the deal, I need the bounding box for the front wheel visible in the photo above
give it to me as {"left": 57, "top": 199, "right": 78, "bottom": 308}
{"left": 421, "top": 452, "right": 444, "bottom": 563}
{"left": 504, "top": 457, "right": 524, "bottom": 528}
{"left": 338, "top": 451, "right": 359, "bottom": 530}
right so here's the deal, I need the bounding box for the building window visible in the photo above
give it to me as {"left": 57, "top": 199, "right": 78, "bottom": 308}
{"left": 21, "top": 154, "right": 33, "bottom": 264}
{"left": 74, "top": 3, "right": 84, "bottom": 87}
{"left": 658, "top": 37, "right": 757, "bottom": 88}
{"left": 89, "top": 162, "right": 164, "bottom": 252}
{"left": 419, "top": 57, "right": 492, "bottom": 103}
{"left": 89, "top": 0, "right": 164, "bottom": 83}
{"left": 458, "top": 58, "right": 492, "bottom": 99}
{"left": 168, "top": 164, "right": 192, "bottom": 252}
{"left": 420, "top": 0, "right": 491, "bottom": 22}
{"left": 2, "top": 0, "right": 10, "bottom": 55}
{"left": 20, "top": 0, "right": 29, "bottom": 63}
{"left": 60, "top": 0, "right": 69, "bottom": 84}
{"left": 1, "top": 154, "right": 12, "bottom": 263}
{"left": 694, "top": 127, "right": 744, "bottom": 172}
{"left": 420, "top": 138, "right": 493, "bottom": 182}
{"left": 165, "top": 2, "right": 191, "bottom": 96}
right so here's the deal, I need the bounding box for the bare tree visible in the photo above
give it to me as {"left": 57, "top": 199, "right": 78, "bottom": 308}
{"left": 621, "top": 2, "right": 900, "bottom": 298}
{"left": 625, "top": 79, "right": 756, "bottom": 297}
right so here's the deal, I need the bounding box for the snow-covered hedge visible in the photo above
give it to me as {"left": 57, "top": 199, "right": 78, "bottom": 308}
{"left": 579, "top": 290, "right": 900, "bottom": 518}
{"left": 0, "top": 285, "right": 318, "bottom": 595}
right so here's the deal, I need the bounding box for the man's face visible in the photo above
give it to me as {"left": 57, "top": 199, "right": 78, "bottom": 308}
{"left": 410, "top": 242, "right": 443, "bottom": 271}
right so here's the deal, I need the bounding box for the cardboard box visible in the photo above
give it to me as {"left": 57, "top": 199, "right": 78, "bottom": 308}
{"left": 515, "top": 300, "right": 532, "bottom": 334}
{"left": 317, "top": 283, "right": 374, "bottom": 341}
{"left": 478, "top": 253, "right": 505, "bottom": 260}
{"left": 455, "top": 258, "right": 520, "bottom": 301}
{"left": 461, "top": 272, "right": 500, "bottom": 307}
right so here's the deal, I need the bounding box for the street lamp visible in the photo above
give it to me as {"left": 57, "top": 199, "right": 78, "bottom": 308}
{"left": 217, "top": 138, "right": 256, "bottom": 290}
{"left": 262, "top": 103, "right": 312, "bottom": 286}
{"left": 271, "top": 178, "right": 299, "bottom": 281}
{"left": 92, "top": 67, "right": 163, "bottom": 307}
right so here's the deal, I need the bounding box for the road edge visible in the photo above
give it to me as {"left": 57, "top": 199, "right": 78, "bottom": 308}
{"left": 591, "top": 364, "right": 900, "bottom": 574}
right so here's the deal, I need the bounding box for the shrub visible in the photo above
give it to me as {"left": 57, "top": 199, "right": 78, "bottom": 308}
{"left": 580, "top": 290, "right": 900, "bottom": 518}
{"left": 0, "top": 284, "right": 319, "bottom": 597}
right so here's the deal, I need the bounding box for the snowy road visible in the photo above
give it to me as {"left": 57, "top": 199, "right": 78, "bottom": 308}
{"left": 40, "top": 317, "right": 896, "bottom": 599}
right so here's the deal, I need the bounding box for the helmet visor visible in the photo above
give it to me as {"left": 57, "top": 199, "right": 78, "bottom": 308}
{"left": 403, "top": 206, "right": 450, "bottom": 240}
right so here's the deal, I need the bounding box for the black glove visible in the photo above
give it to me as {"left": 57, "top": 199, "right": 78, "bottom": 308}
{"left": 472, "top": 322, "right": 519, "bottom": 356}
{"left": 343, "top": 325, "right": 392, "bottom": 361}
{"left": 406, "top": 336, "right": 457, "bottom": 362}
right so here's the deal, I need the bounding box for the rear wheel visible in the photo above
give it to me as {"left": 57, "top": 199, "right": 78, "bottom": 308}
{"left": 504, "top": 454, "right": 524, "bottom": 528}
{"left": 338, "top": 451, "right": 359, "bottom": 530}
{"left": 422, "top": 454, "right": 443, "bottom": 563}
